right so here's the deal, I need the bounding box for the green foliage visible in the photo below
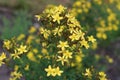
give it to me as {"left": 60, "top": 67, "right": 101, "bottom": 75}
{"left": 1, "top": 11, "right": 32, "bottom": 39}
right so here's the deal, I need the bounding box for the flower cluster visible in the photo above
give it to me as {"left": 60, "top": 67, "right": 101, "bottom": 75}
{"left": 45, "top": 65, "right": 63, "bottom": 77}
{"left": 96, "top": 8, "right": 119, "bottom": 39}
{"left": 72, "top": 0, "right": 120, "bottom": 40}
{"left": 83, "top": 68, "right": 107, "bottom": 80}
{"left": 72, "top": 0, "right": 91, "bottom": 15}
{"left": 3, "top": 39, "right": 28, "bottom": 60}
{"left": 1, "top": 5, "right": 109, "bottom": 80}
{"left": 35, "top": 5, "right": 96, "bottom": 77}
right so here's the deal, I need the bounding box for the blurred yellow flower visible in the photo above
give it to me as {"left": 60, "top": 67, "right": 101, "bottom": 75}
{"left": 99, "top": 71, "right": 107, "bottom": 80}
{"left": 11, "top": 50, "right": 21, "bottom": 59}
{"left": 3, "top": 40, "right": 11, "bottom": 50}
{"left": 24, "top": 64, "right": 29, "bottom": 71}
{"left": 54, "top": 66, "right": 63, "bottom": 76}
{"left": 106, "top": 56, "right": 113, "bottom": 63}
{"left": 39, "top": 27, "right": 51, "bottom": 39}
{"left": 17, "top": 45, "right": 27, "bottom": 54}
{"left": 33, "top": 48, "right": 38, "bottom": 53}
{"left": 88, "top": 35, "right": 96, "bottom": 43}
{"left": 35, "top": 15, "right": 41, "bottom": 21}
{"left": 17, "top": 34, "right": 25, "bottom": 41}
{"left": 57, "top": 56, "right": 68, "bottom": 65}
{"left": 80, "top": 39, "right": 89, "bottom": 49}
{"left": 29, "top": 26, "right": 36, "bottom": 33}
{"left": 45, "top": 65, "right": 55, "bottom": 77}
{"left": 0, "top": 52, "right": 6, "bottom": 66}
{"left": 84, "top": 68, "right": 92, "bottom": 77}
{"left": 63, "top": 50, "right": 72, "bottom": 59}
{"left": 57, "top": 41, "right": 69, "bottom": 50}
{"left": 42, "top": 48, "right": 48, "bottom": 55}
{"left": 10, "top": 70, "right": 22, "bottom": 80}
{"left": 27, "top": 52, "right": 37, "bottom": 62}
{"left": 26, "top": 35, "right": 34, "bottom": 44}
{"left": 45, "top": 65, "right": 63, "bottom": 77}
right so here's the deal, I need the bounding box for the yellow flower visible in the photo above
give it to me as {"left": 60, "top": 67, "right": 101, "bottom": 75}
{"left": 86, "top": 2, "right": 91, "bottom": 8}
{"left": 14, "top": 65, "right": 19, "bottom": 71}
{"left": 11, "top": 50, "right": 21, "bottom": 59}
{"left": 109, "top": 0, "right": 114, "bottom": 4}
{"left": 17, "top": 45, "right": 27, "bottom": 54}
{"left": 84, "top": 68, "right": 92, "bottom": 77}
{"left": 35, "top": 15, "right": 41, "bottom": 21}
{"left": 53, "top": 28, "right": 61, "bottom": 36}
{"left": 9, "top": 77, "right": 16, "bottom": 80}
{"left": 24, "top": 64, "right": 29, "bottom": 71}
{"left": 99, "top": 72, "right": 106, "bottom": 77}
{"left": 45, "top": 65, "right": 55, "bottom": 77}
{"left": 41, "top": 48, "right": 48, "bottom": 55}
{"left": 74, "top": 29, "right": 84, "bottom": 40}
{"left": 69, "top": 33, "right": 78, "bottom": 41}
{"left": 112, "top": 24, "right": 118, "bottom": 31}
{"left": 10, "top": 70, "right": 22, "bottom": 80}
{"left": 107, "top": 12, "right": 116, "bottom": 22}
{"left": 0, "top": 52, "right": 6, "bottom": 66}
{"left": 38, "top": 54, "right": 43, "bottom": 59}
{"left": 57, "top": 41, "right": 69, "bottom": 50}
{"left": 66, "top": 12, "right": 75, "bottom": 19}
{"left": 68, "top": 27, "right": 74, "bottom": 33}
{"left": 94, "top": 0, "right": 102, "bottom": 5}
{"left": 57, "top": 56, "right": 68, "bottom": 65}
{"left": 99, "top": 72, "right": 107, "bottom": 80}
{"left": 80, "top": 39, "right": 89, "bottom": 49}
{"left": 42, "top": 42, "right": 47, "bottom": 47}
{"left": 75, "top": 55, "right": 82, "bottom": 63}
{"left": 27, "top": 52, "right": 37, "bottom": 62}
{"left": 52, "top": 26, "right": 64, "bottom": 36}
{"left": 45, "top": 65, "right": 63, "bottom": 77}
{"left": 91, "top": 41, "right": 97, "bottom": 50}
{"left": 67, "top": 17, "right": 80, "bottom": 27}
{"left": 0, "top": 52, "right": 6, "bottom": 59}
{"left": 116, "top": 3, "right": 120, "bottom": 10}
{"left": 73, "top": 1, "right": 82, "bottom": 7}
{"left": 96, "top": 32, "right": 107, "bottom": 40}
{"left": 63, "top": 50, "right": 72, "bottom": 59}
{"left": 3, "top": 40, "right": 11, "bottom": 50}
{"left": 52, "top": 14, "right": 63, "bottom": 24}
{"left": 56, "top": 5, "right": 66, "bottom": 13}
{"left": 106, "top": 56, "right": 113, "bottom": 63}
{"left": 33, "top": 48, "right": 38, "bottom": 54}
{"left": 54, "top": 67, "right": 63, "bottom": 76}
{"left": 26, "top": 35, "right": 34, "bottom": 44}
{"left": 39, "top": 27, "right": 51, "bottom": 39}
{"left": 29, "top": 26, "right": 36, "bottom": 33}
{"left": 87, "top": 35, "right": 96, "bottom": 43}
{"left": 17, "top": 34, "right": 25, "bottom": 41}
